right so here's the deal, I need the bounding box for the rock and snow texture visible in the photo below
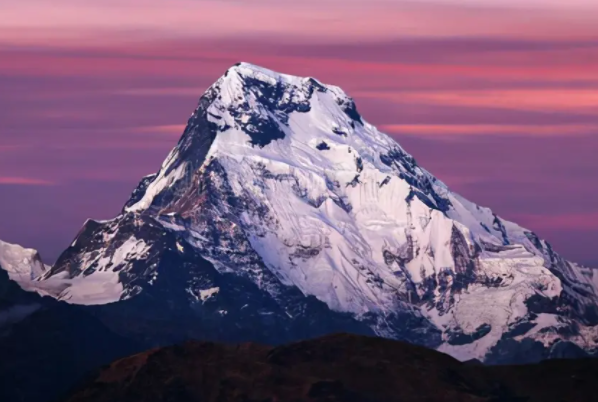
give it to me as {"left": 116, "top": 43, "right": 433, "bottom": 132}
{"left": 4, "top": 62, "right": 598, "bottom": 362}
{"left": 0, "top": 239, "right": 47, "bottom": 282}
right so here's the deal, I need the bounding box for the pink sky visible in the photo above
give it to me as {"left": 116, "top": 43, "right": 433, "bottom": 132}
{"left": 0, "top": 0, "right": 597, "bottom": 265}
{"left": 2, "top": 0, "right": 598, "bottom": 42}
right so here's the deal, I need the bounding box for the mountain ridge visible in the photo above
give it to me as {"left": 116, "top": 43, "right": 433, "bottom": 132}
{"left": 63, "top": 333, "right": 598, "bottom": 402}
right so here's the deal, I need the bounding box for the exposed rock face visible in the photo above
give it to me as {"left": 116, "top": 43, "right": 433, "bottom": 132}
{"left": 3, "top": 62, "right": 598, "bottom": 364}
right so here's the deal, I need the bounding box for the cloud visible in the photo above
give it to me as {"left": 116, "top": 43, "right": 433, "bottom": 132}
{"left": 0, "top": 177, "right": 55, "bottom": 186}
{"left": 360, "top": 90, "right": 598, "bottom": 113}
{"left": 1, "top": 0, "right": 598, "bottom": 46}
{"left": 380, "top": 124, "right": 598, "bottom": 137}
{"left": 0, "top": 304, "right": 41, "bottom": 328}
{"left": 0, "top": 145, "right": 21, "bottom": 152}
{"left": 116, "top": 88, "right": 206, "bottom": 96}
{"left": 135, "top": 125, "right": 186, "bottom": 135}
{"left": 513, "top": 213, "right": 598, "bottom": 231}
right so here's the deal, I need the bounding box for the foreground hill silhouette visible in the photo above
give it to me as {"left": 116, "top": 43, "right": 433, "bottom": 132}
{"left": 65, "top": 333, "right": 598, "bottom": 402}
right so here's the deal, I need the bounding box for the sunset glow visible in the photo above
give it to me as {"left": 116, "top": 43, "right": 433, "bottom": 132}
{"left": 0, "top": 0, "right": 597, "bottom": 264}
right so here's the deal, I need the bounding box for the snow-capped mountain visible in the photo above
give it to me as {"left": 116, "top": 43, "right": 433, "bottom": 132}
{"left": 4, "top": 63, "right": 598, "bottom": 363}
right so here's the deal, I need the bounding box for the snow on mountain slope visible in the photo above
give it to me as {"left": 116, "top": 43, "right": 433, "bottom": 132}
{"left": 8, "top": 62, "right": 598, "bottom": 362}
{"left": 0, "top": 239, "right": 47, "bottom": 282}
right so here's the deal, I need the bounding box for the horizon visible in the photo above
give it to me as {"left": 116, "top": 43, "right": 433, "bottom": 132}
{"left": 1, "top": 0, "right": 597, "bottom": 266}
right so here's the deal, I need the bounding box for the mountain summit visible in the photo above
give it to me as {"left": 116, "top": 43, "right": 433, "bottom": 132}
{"left": 4, "top": 62, "right": 598, "bottom": 363}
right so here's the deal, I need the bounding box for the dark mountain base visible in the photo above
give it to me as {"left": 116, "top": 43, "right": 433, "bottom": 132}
{"left": 0, "top": 270, "right": 144, "bottom": 402}
{"left": 2, "top": 260, "right": 596, "bottom": 402}
{"left": 64, "top": 333, "right": 598, "bottom": 402}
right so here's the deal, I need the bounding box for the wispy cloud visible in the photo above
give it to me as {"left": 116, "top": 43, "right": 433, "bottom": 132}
{"left": 1, "top": 0, "right": 597, "bottom": 45}
{"left": 357, "top": 89, "right": 598, "bottom": 112}
{"left": 116, "top": 88, "right": 205, "bottom": 96}
{"left": 0, "top": 177, "right": 55, "bottom": 186}
{"left": 514, "top": 213, "right": 598, "bottom": 230}
{"left": 134, "top": 125, "right": 186, "bottom": 135}
{"left": 381, "top": 124, "right": 598, "bottom": 137}
{"left": 0, "top": 145, "right": 21, "bottom": 152}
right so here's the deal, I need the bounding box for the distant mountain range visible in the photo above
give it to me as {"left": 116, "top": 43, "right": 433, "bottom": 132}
{"left": 1, "top": 62, "right": 597, "bottom": 402}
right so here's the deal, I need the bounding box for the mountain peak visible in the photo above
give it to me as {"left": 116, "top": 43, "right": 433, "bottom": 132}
{"left": 226, "top": 61, "right": 301, "bottom": 82}
{"left": 210, "top": 61, "right": 359, "bottom": 134}
{"left": 224, "top": 61, "right": 329, "bottom": 91}
{"left": 122, "top": 62, "right": 405, "bottom": 214}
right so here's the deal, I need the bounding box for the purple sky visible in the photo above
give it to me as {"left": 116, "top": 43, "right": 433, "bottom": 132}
{"left": 0, "top": 1, "right": 597, "bottom": 265}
